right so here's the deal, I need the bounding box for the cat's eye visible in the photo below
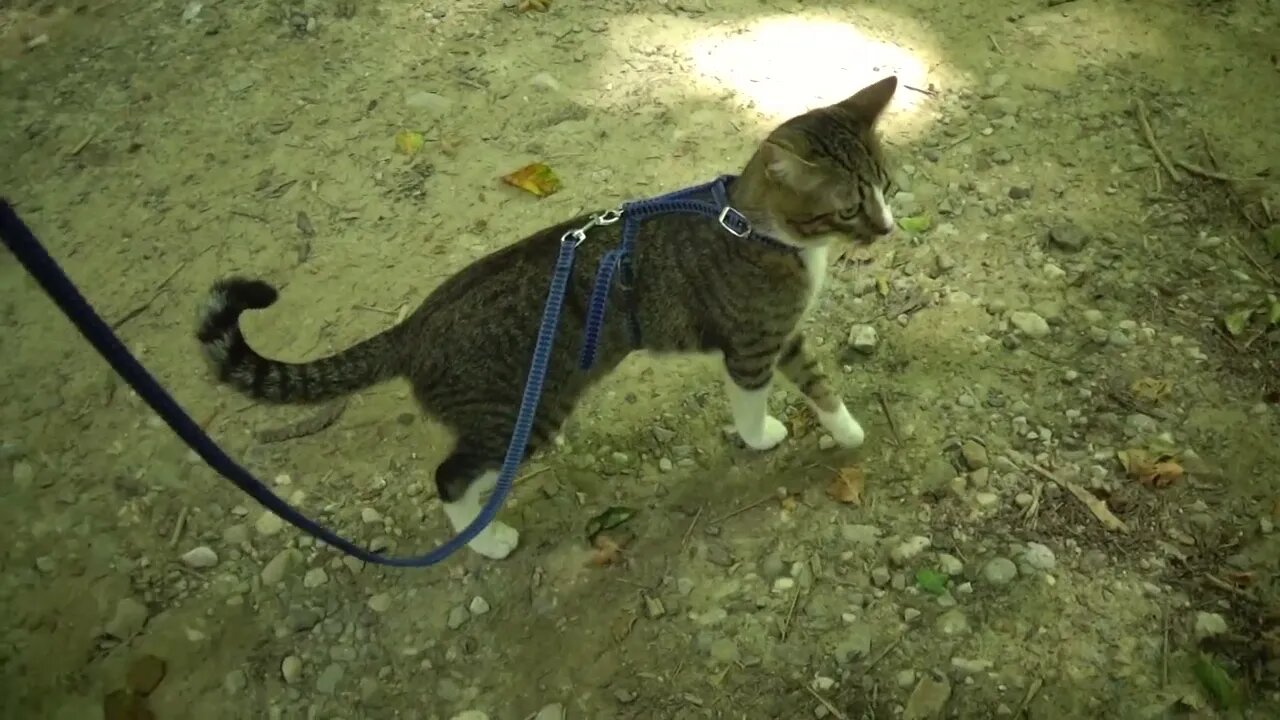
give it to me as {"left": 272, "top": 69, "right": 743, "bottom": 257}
{"left": 837, "top": 208, "right": 858, "bottom": 220}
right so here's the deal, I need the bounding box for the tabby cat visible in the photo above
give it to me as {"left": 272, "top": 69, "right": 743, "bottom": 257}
{"left": 197, "top": 76, "right": 899, "bottom": 560}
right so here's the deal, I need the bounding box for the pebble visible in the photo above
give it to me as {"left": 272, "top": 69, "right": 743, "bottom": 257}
{"left": 849, "top": 324, "right": 879, "bottom": 354}
{"left": 303, "top": 568, "right": 329, "bottom": 588}
{"left": 367, "top": 593, "right": 392, "bottom": 613}
{"left": 890, "top": 536, "right": 932, "bottom": 565}
{"left": 1007, "top": 185, "right": 1032, "bottom": 200}
{"left": 255, "top": 511, "right": 285, "bottom": 536}
{"left": 469, "top": 596, "right": 491, "bottom": 616}
{"left": 903, "top": 673, "right": 952, "bottom": 720}
{"left": 834, "top": 623, "right": 873, "bottom": 663}
{"left": 1010, "top": 311, "right": 1050, "bottom": 338}
{"left": 952, "top": 657, "right": 994, "bottom": 674}
{"left": 841, "top": 524, "right": 881, "bottom": 544}
{"left": 12, "top": 460, "right": 34, "bottom": 486}
{"left": 361, "top": 508, "right": 383, "bottom": 524}
{"left": 35, "top": 556, "right": 56, "bottom": 573}
{"left": 709, "top": 637, "right": 740, "bottom": 663}
{"left": 937, "top": 553, "right": 964, "bottom": 576}
{"left": 105, "top": 597, "right": 149, "bottom": 640}
{"left": 447, "top": 605, "right": 470, "bottom": 630}
{"left": 1021, "top": 542, "right": 1056, "bottom": 571}
{"left": 222, "top": 524, "right": 250, "bottom": 545}
{"left": 818, "top": 435, "right": 837, "bottom": 450}
{"left": 1048, "top": 223, "right": 1088, "bottom": 252}
{"left": 896, "top": 669, "right": 917, "bottom": 688}
{"left": 871, "top": 567, "right": 891, "bottom": 587}
{"left": 1194, "top": 611, "right": 1228, "bottom": 639}
{"left": 1126, "top": 413, "right": 1159, "bottom": 436}
{"left": 534, "top": 704, "right": 566, "bottom": 720}
{"left": 961, "top": 440, "right": 989, "bottom": 470}
{"left": 181, "top": 546, "right": 219, "bottom": 569}
{"left": 935, "top": 609, "right": 969, "bottom": 636}
{"left": 261, "top": 549, "right": 295, "bottom": 585}
{"left": 315, "top": 663, "right": 345, "bottom": 694}
{"left": 281, "top": 655, "right": 303, "bottom": 684}
{"left": 981, "top": 557, "right": 1018, "bottom": 586}
{"left": 224, "top": 669, "right": 247, "bottom": 694}
{"left": 405, "top": 90, "right": 455, "bottom": 115}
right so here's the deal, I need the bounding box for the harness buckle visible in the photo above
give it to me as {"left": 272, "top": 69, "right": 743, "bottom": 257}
{"left": 718, "top": 206, "right": 751, "bottom": 238}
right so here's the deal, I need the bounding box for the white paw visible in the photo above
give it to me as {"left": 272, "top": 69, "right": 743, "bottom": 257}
{"left": 467, "top": 521, "right": 520, "bottom": 560}
{"left": 741, "top": 415, "right": 789, "bottom": 451}
{"left": 818, "top": 404, "right": 866, "bottom": 449}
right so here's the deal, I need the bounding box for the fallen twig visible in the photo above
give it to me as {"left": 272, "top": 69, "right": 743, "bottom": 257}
{"left": 1176, "top": 159, "right": 1251, "bottom": 184}
{"left": 988, "top": 34, "right": 1004, "bottom": 54}
{"left": 1161, "top": 604, "right": 1169, "bottom": 687}
{"left": 111, "top": 260, "right": 188, "bottom": 330}
{"left": 865, "top": 633, "right": 905, "bottom": 671}
{"left": 903, "top": 84, "right": 936, "bottom": 97}
{"left": 710, "top": 494, "right": 773, "bottom": 525}
{"left": 1047, "top": 0, "right": 1080, "bottom": 6}
{"left": 169, "top": 506, "right": 188, "bottom": 548}
{"left": 680, "top": 505, "right": 703, "bottom": 551}
{"left": 254, "top": 400, "right": 348, "bottom": 443}
{"left": 1027, "top": 463, "right": 1129, "bottom": 532}
{"left": 1134, "top": 99, "right": 1181, "bottom": 183}
{"left": 1230, "top": 236, "right": 1278, "bottom": 286}
{"left": 805, "top": 686, "right": 850, "bottom": 720}
{"left": 781, "top": 585, "right": 802, "bottom": 640}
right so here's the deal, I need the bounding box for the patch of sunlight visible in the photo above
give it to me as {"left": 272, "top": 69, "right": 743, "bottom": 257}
{"left": 683, "top": 15, "right": 936, "bottom": 133}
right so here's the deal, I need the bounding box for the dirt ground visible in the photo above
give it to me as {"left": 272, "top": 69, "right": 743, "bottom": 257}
{"left": 2, "top": 0, "right": 1279, "bottom": 718}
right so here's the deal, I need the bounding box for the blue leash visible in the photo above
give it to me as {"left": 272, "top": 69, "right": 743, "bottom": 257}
{"left": 0, "top": 178, "right": 766, "bottom": 568}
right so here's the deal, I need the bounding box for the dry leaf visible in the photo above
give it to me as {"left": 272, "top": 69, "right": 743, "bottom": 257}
{"left": 1130, "top": 376, "right": 1173, "bottom": 404}
{"left": 589, "top": 533, "right": 624, "bottom": 567}
{"left": 1222, "top": 571, "right": 1255, "bottom": 588}
{"left": 393, "top": 130, "right": 425, "bottom": 156}
{"left": 518, "top": 0, "right": 551, "bottom": 10}
{"left": 1118, "top": 448, "right": 1183, "bottom": 488}
{"left": 784, "top": 406, "right": 815, "bottom": 438}
{"left": 501, "top": 162, "right": 561, "bottom": 198}
{"left": 826, "top": 466, "right": 866, "bottom": 506}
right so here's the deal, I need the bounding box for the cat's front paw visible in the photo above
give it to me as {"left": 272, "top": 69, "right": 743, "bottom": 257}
{"left": 468, "top": 521, "right": 520, "bottom": 560}
{"left": 740, "top": 415, "right": 789, "bottom": 451}
{"left": 818, "top": 404, "right": 866, "bottom": 449}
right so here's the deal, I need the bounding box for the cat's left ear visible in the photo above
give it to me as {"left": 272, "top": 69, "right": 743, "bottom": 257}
{"left": 836, "top": 75, "right": 898, "bottom": 124}
{"left": 762, "top": 136, "right": 822, "bottom": 191}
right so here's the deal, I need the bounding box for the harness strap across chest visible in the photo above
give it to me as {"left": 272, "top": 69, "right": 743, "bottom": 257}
{"left": 577, "top": 174, "right": 796, "bottom": 371}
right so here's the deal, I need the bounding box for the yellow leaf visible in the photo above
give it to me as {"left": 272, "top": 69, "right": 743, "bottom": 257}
{"left": 1223, "top": 309, "right": 1252, "bottom": 336}
{"left": 1118, "top": 448, "right": 1182, "bottom": 488}
{"left": 394, "top": 130, "right": 425, "bottom": 156}
{"left": 826, "top": 466, "right": 866, "bottom": 506}
{"left": 897, "top": 215, "right": 931, "bottom": 234}
{"left": 501, "top": 162, "right": 562, "bottom": 198}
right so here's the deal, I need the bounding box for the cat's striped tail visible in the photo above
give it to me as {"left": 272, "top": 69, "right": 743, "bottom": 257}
{"left": 196, "top": 277, "right": 403, "bottom": 405}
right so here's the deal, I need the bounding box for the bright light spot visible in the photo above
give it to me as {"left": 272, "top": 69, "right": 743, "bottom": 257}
{"left": 686, "top": 16, "right": 933, "bottom": 125}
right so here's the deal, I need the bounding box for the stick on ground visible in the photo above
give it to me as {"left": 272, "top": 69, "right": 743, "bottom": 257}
{"left": 1134, "top": 98, "right": 1181, "bottom": 183}
{"left": 1028, "top": 463, "right": 1129, "bottom": 532}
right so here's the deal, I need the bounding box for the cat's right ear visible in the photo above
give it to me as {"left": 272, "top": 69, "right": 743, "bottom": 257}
{"left": 762, "top": 139, "right": 821, "bottom": 192}
{"left": 837, "top": 75, "right": 898, "bottom": 124}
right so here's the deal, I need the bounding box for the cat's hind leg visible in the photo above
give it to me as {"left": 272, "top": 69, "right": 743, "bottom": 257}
{"left": 776, "top": 332, "right": 865, "bottom": 448}
{"left": 434, "top": 451, "right": 520, "bottom": 560}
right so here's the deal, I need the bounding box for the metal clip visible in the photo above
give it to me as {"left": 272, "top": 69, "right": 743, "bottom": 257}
{"left": 718, "top": 206, "right": 751, "bottom": 238}
{"left": 561, "top": 207, "right": 625, "bottom": 247}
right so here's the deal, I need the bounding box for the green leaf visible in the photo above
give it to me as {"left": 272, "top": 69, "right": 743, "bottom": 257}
{"left": 897, "top": 215, "right": 931, "bottom": 234}
{"left": 1269, "top": 297, "right": 1280, "bottom": 326}
{"left": 1192, "top": 653, "right": 1239, "bottom": 709}
{"left": 1223, "top": 309, "right": 1253, "bottom": 336}
{"left": 1264, "top": 224, "right": 1280, "bottom": 257}
{"left": 915, "top": 568, "right": 949, "bottom": 595}
{"left": 585, "top": 505, "right": 636, "bottom": 541}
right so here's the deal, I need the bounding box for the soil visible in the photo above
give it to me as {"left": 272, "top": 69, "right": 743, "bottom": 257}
{"left": 2, "top": 1, "right": 1279, "bottom": 719}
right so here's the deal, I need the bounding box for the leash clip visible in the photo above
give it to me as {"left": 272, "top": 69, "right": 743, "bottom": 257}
{"left": 561, "top": 207, "right": 625, "bottom": 247}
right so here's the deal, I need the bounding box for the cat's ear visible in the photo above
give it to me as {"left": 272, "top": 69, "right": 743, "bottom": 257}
{"left": 837, "top": 75, "right": 898, "bottom": 123}
{"left": 762, "top": 137, "right": 822, "bottom": 191}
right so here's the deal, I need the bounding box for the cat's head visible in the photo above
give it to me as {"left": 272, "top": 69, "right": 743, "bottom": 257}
{"left": 747, "top": 76, "right": 898, "bottom": 246}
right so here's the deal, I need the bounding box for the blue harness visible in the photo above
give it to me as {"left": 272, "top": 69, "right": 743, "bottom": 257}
{"left": 0, "top": 175, "right": 785, "bottom": 567}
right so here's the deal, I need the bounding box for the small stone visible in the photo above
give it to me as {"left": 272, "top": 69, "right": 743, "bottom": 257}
{"left": 105, "top": 598, "right": 149, "bottom": 640}
{"left": 937, "top": 553, "right": 964, "bottom": 576}
{"left": 469, "top": 596, "right": 491, "bottom": 616}
{"left": 871, "top": 567, "right": 891, "bottom": 587}
{"left": 849, "top": 325, "right": 878, "bottom": 354}
{"left": 224, "top": 669, "right": 247, "bottom": 694}
{"left": 1010, "top": 311, "right": 1050, "bottom": 338}
{"left": 818, "top": 435, "right": 837, "bottom": 450}
{"left": 222, "top": 524, "right": 250, "bottom": 545}
{"left": 903, "top": 673, "right": 952, "bottom": 720}
{"left": 255, "top": 511, "right": 285, "bottom": 536}
{"left": 709, "top": 637, "right": 740, "bottom": 663}
{"left": 903, "top": 608, "right": 922, "bottom": 622}
{"left": 405, "top": 90, "right": 454, "bottom": 114}
{"left": 658, "top": 457, "right": 674, "bottom": 472}
{"left": 834, "top": 623, "right": 873, "bottom": 663}
{"left": 35, "top": 556, "right": 56, "bottom": 573}
{"left": 614, "top": 689, "right": 637, "bottom": 704}
{"left": 644, "top": 595, "right": 666, "bottom": 619}
{"left": 361, "top": 508, "right": 383, "bottom": 524}
{"left": 1048, "top": 223, "right": 1088, "bottom": 252}
{"left": 982, "top": 557, "right": 1018, "bottom": 586}
{"left": 367, "top": 593, "right": 392, "bottom": 613}
{"left": 261, "top": 549, "right": 295, "bottom": 585}
{"left": 841, "top": 524, "right": 881, "bottom": 544}
{"left": 534, "top": 704, "right": 566, "bottom": 720}
{"left": 181, "top": 546, "right": 218, "bottom": 569}
{"left": 773, "top": 577, "right": 796, "bottom": 593}
{"left": 961, "top": 440, "right": 989, "bottom": 470}
{"left": 281, "top": 655, "right": 303, "bottom": 684}
{"left": 315, "top": 663, "right": 344, "bottom": 694}
{"left": 1194, "top": 612, "right": 1228, "bottom": 639}
{"left": 891, "top": 536, "right": 932, "bottom": 565}
{"left": 975, "top": 492, "right": 999, "bottom": 507}
{"left": 126, "top": 654, "right": 167, "bottom": 695}
{"left": 935, "top": 609, "right": 969, "bottom": 636}
{"left": 1008, "top": 185, "right": 1032, "bottom": 200}
{"left": 12, "top": 460, "right": 34, "bottom": 486}
{"left": 896, "top": 669, "right": 917, "bottom": 688}
{"left": 447, "top": 605, "right": 469, "bottom": 630}
{"left": 1126, "top": 413, "right": 1159, "bottom": 436}
{"left": 303, "top": 568, "right": 329, "bottom": 588}
{"left": 951, "top": 657, "right": 994, "bottom": 674}
{"left": 1014, "top": 492, "right": 1034, "bottom": 508}
{"left": 1021, "top": 542, "right": 1056, "bottom": 571}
